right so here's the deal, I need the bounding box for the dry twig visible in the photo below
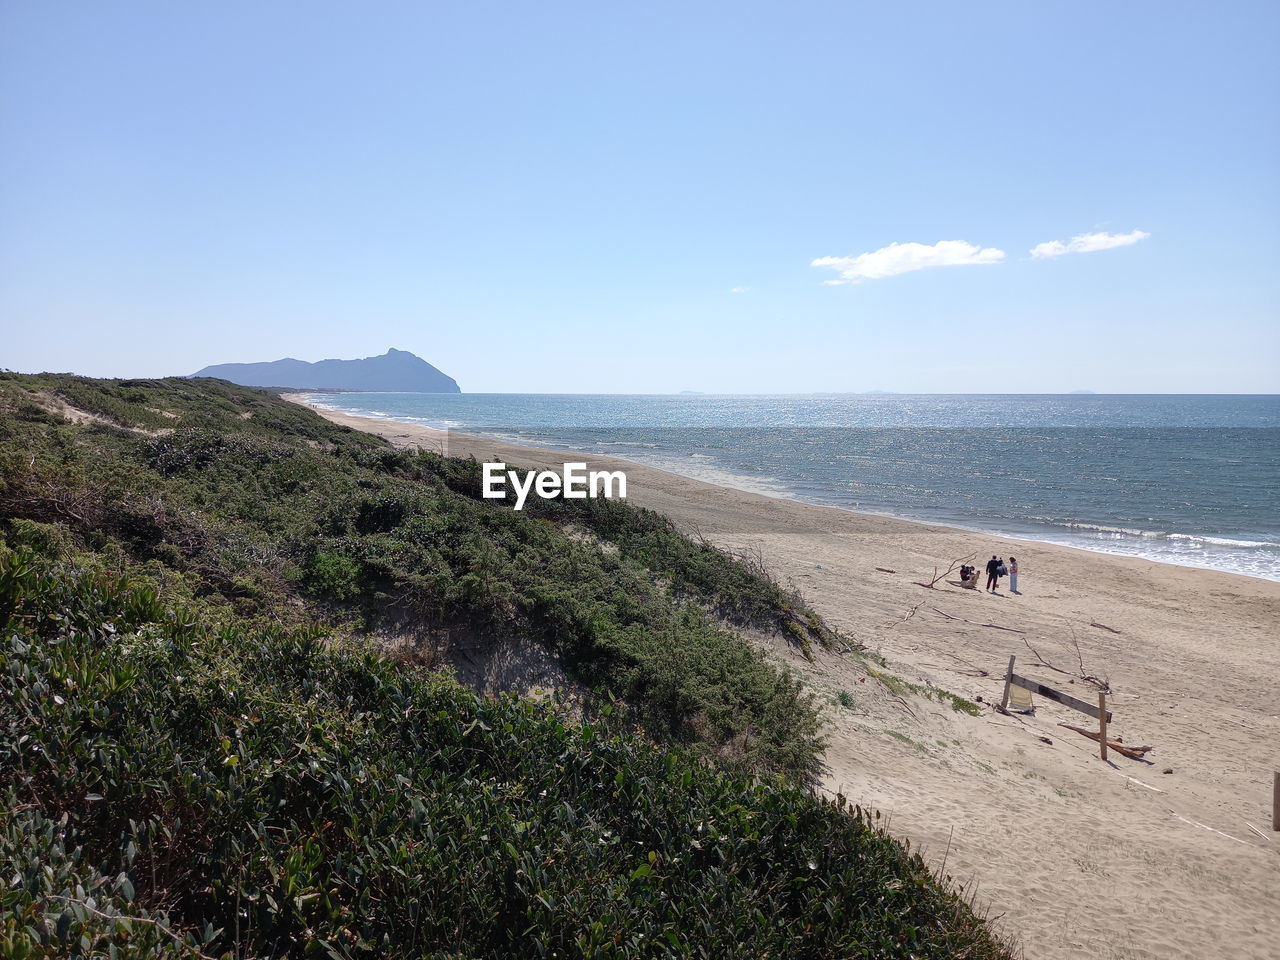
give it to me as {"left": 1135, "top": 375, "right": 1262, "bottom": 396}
{"left": 933, "top": 608, "right": 1026, "bottom": 634}
{"left": 1022, "top": 635, "right": 1110, "bottom": 692}
{"left": 884, "top": 601, "right": 924, "bottom": 629}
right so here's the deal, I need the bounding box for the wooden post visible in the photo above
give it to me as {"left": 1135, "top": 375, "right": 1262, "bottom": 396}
{"left": 1097, "top": 692, "right": 1108, "bottom": 761}
{"left": 1273, "top": 771, "right": 1279, "bottom": 831}
{"left": 1000, "top": 655, "right": 1016, "bottom": 712}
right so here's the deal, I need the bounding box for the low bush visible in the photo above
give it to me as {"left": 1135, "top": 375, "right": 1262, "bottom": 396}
{"left": 0, "top": 550, "right": 1011, "bottom": 959}
{"left": 0, "top": 374, "right": 826, "bottom": 781}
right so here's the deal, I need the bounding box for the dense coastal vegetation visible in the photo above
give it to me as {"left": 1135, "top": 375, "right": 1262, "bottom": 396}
{"left": 0, "top": 374, "right": 830, "bottom": 779}
{"left": 0, "top": 374, "right": 1012, "bottom": 958}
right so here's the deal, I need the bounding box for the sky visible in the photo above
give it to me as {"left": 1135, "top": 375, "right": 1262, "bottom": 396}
{"left": 2, "top": 1, "right": 1278, "bottom": 394}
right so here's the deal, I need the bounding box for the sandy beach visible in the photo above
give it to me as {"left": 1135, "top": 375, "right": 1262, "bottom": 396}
{"left": 294, "top": 397, "right": 1280, "bottom": 960}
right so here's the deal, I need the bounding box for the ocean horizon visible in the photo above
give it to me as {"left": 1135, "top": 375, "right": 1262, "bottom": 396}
{"left": 304, "top": 392, "right": 1280, "bottom": 582}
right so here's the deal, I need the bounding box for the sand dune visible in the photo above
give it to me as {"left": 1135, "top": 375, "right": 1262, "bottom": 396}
{"left": 294, "top": 398, "right": 1280, "bottom": 960}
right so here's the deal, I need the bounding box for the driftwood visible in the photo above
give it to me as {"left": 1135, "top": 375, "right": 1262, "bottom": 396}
{"left": 916, "top": 553, "right": 977, "bottom": 589}
{"left": 933, "top": 608, "right": 1026, "bottom": 634}
{"left": 1057, "top": 723, "right": 1152, "bottom": 760}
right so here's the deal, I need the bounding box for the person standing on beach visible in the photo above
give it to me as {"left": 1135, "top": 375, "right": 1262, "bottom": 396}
{"left": 985, "top": 555, "right": 1001, "bottom": 592}
{"left": 1008, "top": 557, "right": 1019, "bottom": 594}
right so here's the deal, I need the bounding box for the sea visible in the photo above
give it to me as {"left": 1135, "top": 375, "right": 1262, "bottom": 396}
{"left": 301, "top": 393, "right": 1280, "bottom": 582}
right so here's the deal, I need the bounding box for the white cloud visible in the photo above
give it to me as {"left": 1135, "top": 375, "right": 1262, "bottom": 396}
{"left": 811, "top": 240, "right": 1005, "bottom": 285}
{"left": 1030, "top": 229, "right": 1150, "bottom": 259}
{"left": 730, "top": 286, "right": 751, "bottom": 293}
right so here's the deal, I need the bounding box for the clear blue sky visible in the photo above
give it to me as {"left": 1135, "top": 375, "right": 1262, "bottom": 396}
{"left": 2, "top": 1, "right": 1277, "bottom": 393}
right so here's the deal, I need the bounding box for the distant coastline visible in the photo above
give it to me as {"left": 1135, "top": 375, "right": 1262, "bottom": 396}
{"left": 194, "top": 348, "right": 460, "bottom": 393}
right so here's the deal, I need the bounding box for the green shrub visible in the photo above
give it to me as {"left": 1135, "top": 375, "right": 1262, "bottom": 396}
{"left": 303, "top": 550, "right": 364, "bottom": 600}
{"left": 0, "top": 374, "right": 831, "bottom": 783}
{"left": 0, "top": 551, "right": 1012, "bottom": 959}
{"left": 3, "top": 519, "right": 71, "bottom": 557}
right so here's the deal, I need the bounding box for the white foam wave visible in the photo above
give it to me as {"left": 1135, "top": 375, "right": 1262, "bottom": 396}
{"left": 1165, "top": 533, "right": 1278, "bottom": 548}
{"left": 1063, "top": 522, "right": 1162, "bottom": 537}
{"left": 1054, "top": 522, "right": 1277, "bottom": 549}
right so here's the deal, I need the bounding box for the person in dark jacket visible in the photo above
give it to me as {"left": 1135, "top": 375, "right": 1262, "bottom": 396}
{"left": 985, "top": 555, "right": 1001, "bottom": 592}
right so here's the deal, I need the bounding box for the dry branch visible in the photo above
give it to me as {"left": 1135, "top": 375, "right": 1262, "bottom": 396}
{"left": 918, "top": 553, "right": 976, "bottom": 589}
{"left": 884, "top": 601, "right": 924, "bottom": 629}
{"left": 933, "top": 608, "right": 1026, "bottom": 634}
{"left": 931, "top": 650, "right": 991, "bottom": 676}
{"left": 1057, "top": 723, "right": 1152, "bottom": 760}
{"left": 1022, "top": 637, "right": 1110, "bottom": 692}
{"left": 1066, "top": 623, "right": 1110, "bottom": 691}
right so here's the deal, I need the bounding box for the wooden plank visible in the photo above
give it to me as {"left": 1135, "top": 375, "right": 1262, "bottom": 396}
{"left": 1009, "top": 674, "right": 1113, "bottom": 721}
{"left": 1098, "top": 691, "right": 1108, "bottom": 761}
{"left": 1000, "top": 655, "right": 1016, "bottom": 712}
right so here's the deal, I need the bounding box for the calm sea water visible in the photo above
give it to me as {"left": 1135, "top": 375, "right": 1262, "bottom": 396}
{"left": 304, "top": 393, "right": 1280, "bottom": 581}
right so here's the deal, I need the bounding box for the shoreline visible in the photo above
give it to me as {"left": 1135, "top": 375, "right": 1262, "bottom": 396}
{"left": 292, "top": 393, "right": 1278, "bottom": 585}
{"left": 291, "top": 393, "right": 1280, "bottom": 960}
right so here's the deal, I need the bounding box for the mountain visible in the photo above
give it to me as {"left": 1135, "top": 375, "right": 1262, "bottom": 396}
{"left": 192, "top": 348, "right": 460, "bottom": 392}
